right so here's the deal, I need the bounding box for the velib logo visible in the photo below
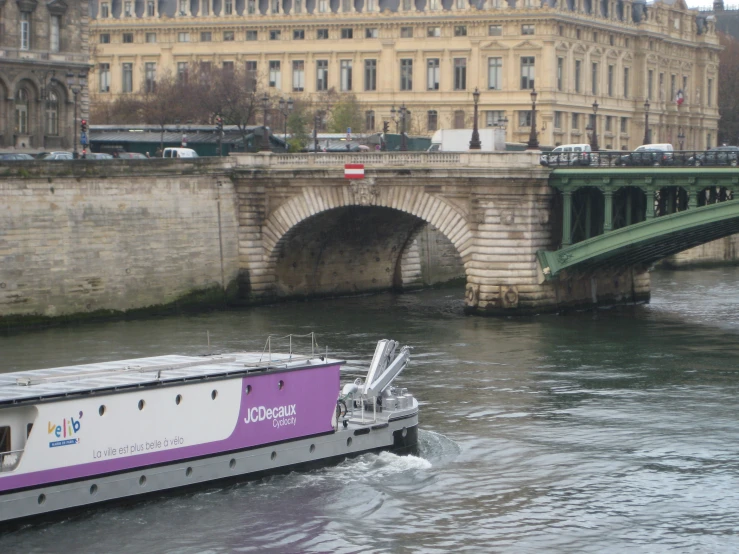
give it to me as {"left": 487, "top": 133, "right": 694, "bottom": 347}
{"left": 48, "top": 410, "right": 83, "bottom": 447}
{"left": 244, "top": 404, "right": 297, "bottom": 428}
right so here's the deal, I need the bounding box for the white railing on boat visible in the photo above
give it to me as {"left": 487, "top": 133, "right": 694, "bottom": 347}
{"left": 0, "top": 449, "right": 22, "bottom": 472}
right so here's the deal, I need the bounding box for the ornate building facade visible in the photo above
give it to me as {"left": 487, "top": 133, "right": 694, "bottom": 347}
{"left": 0, "top": 0, "right": 91, "bottom": 149}
{"left": 90, "top": 0, "right": 719, "bottom": 149}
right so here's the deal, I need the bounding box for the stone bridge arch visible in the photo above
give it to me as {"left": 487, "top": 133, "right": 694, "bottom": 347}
{"left": 253, "top": 180, "right": 474, "bottom": 298}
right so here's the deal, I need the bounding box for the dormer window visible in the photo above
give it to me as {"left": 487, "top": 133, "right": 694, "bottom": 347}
{"left": 124, "top": 1, "right": 132, "bottom": 16}
{"left": 179, "top": 0, "right": 187, "bottom": 14}
{"left": 224, "top": 0, "right": 233, "bottom": 14}
{"left": 101, "top": 2, "right": 109, "bottom": 17}
{"left": 147, "top": 0, "right": 155, "bottom": 15}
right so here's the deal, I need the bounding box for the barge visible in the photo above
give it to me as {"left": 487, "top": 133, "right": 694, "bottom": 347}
{"left": 0, "top": 336, "right": 418, "bottom": 523}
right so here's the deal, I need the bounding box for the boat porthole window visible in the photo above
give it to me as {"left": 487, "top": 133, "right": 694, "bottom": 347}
{"left": 229, "top": 458, "right": 236, "bottom": 469}
{"left": 347, "top": 437, "right": 353, "bottom": 447}
{"left": 138, "top": 399, "right": 145, "bottom": 411}
{"left": 37, "top": 494, "right": 46, "bottom": 505}
{"left": 271, "top": 451, "right": 277, "bottom": 460}
{"left": 99, "top": 405, "right": 106, "bottom": 416}
{"left": 278, "top": 380, "right": 284, "bottom": 390}
{"left": 309, "top": 444, "right": 316, "bottom": 453}
{"left": 90, "top": 484, "right": 98, "bottom": 495}
{"left": 211, "top": 389, "right": 218, "bottom": 400}
{"left": 402, "top": 427, "right": 408, "bottom": 438}
{"left": 139, "top": 475, "right": 147, "bottom": 486}
{"left": 245, "top": 385, "right": 252, "bottom": 395}
{"left": 186, "top": 467, "right": 193, "bottom": 477}
{"left": 176, "top": 394, "right": 183, "bottom": 405}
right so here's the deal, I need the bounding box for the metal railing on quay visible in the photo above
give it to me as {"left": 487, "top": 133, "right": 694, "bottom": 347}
{"left": 541, "top": 150, "right": 739, "bottom": 169}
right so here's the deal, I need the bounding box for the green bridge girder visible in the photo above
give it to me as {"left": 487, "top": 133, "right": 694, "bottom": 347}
{"left": 538, "top": 168, "right": 739, "bottom": 280}
{"left": 537, "top": 197, "right": 739, "bottom": 280}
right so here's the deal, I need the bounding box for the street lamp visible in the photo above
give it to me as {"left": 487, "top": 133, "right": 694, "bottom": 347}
{"left": 643, "top": 99, "right": 650, "bottom": 145}
{"left": 677, "top": 127, "right": 685, "bottom": 151}
{"left": 469, "top": 87, "right": 481, "bottom": 150}
{"left": 527, "top": 89, "right": 539, "bottom": 150}
{"left": 590, "top": 101, "right": 599, "bottom": 152}
{"left": 66, "top": 71, "right": 87, "bottom": 159}
{"left": 260, "top": 93, "right": 271, "bottom": 152}
{"left": 277, "top": 97, "right": 294, "bottom": 152}
{"left": 313, "top": 110, "right": 324, "bottom": 153}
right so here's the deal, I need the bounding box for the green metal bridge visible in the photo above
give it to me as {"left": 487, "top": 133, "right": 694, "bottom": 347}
{"left": 537, "top": 168, "right": 739, "bottom": 280}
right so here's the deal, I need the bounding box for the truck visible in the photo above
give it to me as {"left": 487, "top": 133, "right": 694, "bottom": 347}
{"left": 427, "top": 128, "right": 504, "bottom": 152}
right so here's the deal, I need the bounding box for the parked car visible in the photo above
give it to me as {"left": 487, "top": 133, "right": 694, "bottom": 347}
{"left": 86, "top": 152, "right": 114, "bottom": 160}
{"left": 540, "top": 144, "right": 592, "bottom": 167}
{"left": 617, "top": 143, "right": 674, "bottom": 166}
{"left": 41, "top": 151, "right": 74, "bottom": 160}
{"left": 0, "top": 153, "right": 34, "bottom": 160}
{"left": 116, "top": 152, "right": 149, "bottom": 159}
{"left": 162, "top": 147, "right": 198, "bottom": 158}
{"left": 687, "top": 145, "right": 739, "bottom": 167}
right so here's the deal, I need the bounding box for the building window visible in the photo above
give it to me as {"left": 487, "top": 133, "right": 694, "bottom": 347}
{"left": 488, "top": 57, "right": 502, "bottom": 90}
{"left": 340, "top": 60, "right": 353, "bottom": 91}
{"left": 607, "top": 65, "right": 614, "bottom": 97}
{"left": 489, "top": 25, "right": 502, "bottom": 36}
{"left": 609, "top": 34, "right": 614, "bottom": 46}
{"left": 222, "top": 61, "right": 234, "bottom": 73}
{"left": 365, "top": 59, "right": 377, "bottom": 91}
{"left": 620, "top": 117, "right": 627, "bottom": 133}
{"left": 201, "top": 32, "right": 212, "bottom": 42}
{"left": 553, "top": 111, "right": 562, "bottom": 129}
{"left": 224, "top": 0, "right": 233, "bottom": 13}
{"left": 294, "top": 29, "right": 304, "bottom": 40}
{"left": 269, "top": 61, "right": 281, "bottom": 89}
{"left": 100, "top": 33, "right": 110, "bottom": 44}
{"left": 427, "top": 110, "right": 438, "bottom": 131}
{"left": 647, "top": 69, "right": 653, "bottom": 100}
{"left": 427, "top": 26, "right": 441, "bottom": 37}
{"left": 429, "top": 0, "right": 440, "bottom": 9}
{"left": 557, "top": 58, "right": 563, "bottom": 91}
{"left": 576, "top": 28, "right": 581, "bottom": 39}
{"left": 518, "top": 111, "right": 532, "bottom": 128}
{"left": 272, "top": 0, "right": 279, "bottom": 12}
{"left": 454, "top": 59, "right": 467, "bottom": 91}
{"left": 145, "top": 62, "right": 156, "bottom": 93}
{"left": 246, "top": 30, "right": 257, "bottom": 41}
{"left": 366, "top": 0, "right": 376, "bottom": 10}
{"left": 659, "top": 72, "right": 664, "bottom": 100}
{"left": 486, "top": 110, "right": 504, "bottom": 127}
{"left": 318, "top": 0, "right": 328, "bottom": 12}
{"left": 99, "top": 63, "right": 110, "bottom": 92}
{"left": 294, "top": 0, "right": 302, "bottom": 12}
{"left": 146, "top": 32, "right": 157, "bottom": 43}
{"left": 125, "top": 0, "right": 133, "bottom": 15}
{"left": 292, "top": 61, "right": 305, "bottom": 92}
{"left": 401, "top": 27, "right": 413, "bottom": 38}
{"left": 575, "top": 60, "right": 582, "bottom": 93}
{"left": 20, "top": 13, "right": 30, "bottom": 50}
{"left": 342, "top": 0, "right": 351, "bottom": 11}
{"left": 521, "top": 24, "right": 534, "bottom": 35}
{"left": 122, "top": 63, "right": 133, "bottom": 93}
{"left": 623, "top": 67, "right": 629, "bottom": 98}
{"left": 199, "top": 0, "right": 206, "bottom": 14}
{"left": 199, "top": 61, "right": 211, "bottom": 77}
{"left": 454, "top": 110, "right": 465, "bottom": 129}
{"left": 707, "top": 78, "right": 713, "bottom": 107}
{"left": 402, "top": 0, "right": 412, "bottom": 9}
{"left": 178, "top": 32, "right": 190, "bottom": 42}
{"left": 683, "top": 76, "right": 688, "bottom": 100}
{"left": 591, "top": 62, "right": 598, "bottom": 95}
{"left": 122, "top": 33, "right": 134, "bottom": 43}
{"left": 316, "top": 60, "right": 328, "bottom": 91}
{"left": 400, "top": 59, "right": 413, "bottom": 91}
{"left": 317, "top": 29, "right": 328, "bottom": 39}
{"left": 147, "top": 0, "right": 155, "bottom": 15}
{"left": 707, "top": 133, "right": 712, "bottom": 148}
{"left": 45, "top": 92, "right": 58, "bottom": 136}
{"left": 427, "top": 58, "right": 440, "bottom": 91}
{"left": 454, "top": 25, "right": 467, "bottom": 37}
{"left": 50, "top": 16, "right": 60, "bottom": 52}
{"left": 177, "top": 62, "right": 188, "bottom": 83}
{"left": 268, "top": 30, "right": 280, "bottom": 40}
{"left": 248, "top": 0, "right": 256, "bottom": 13}
{"left": 605, "top": 115, "right": 612, "bottom": 132}
{"left": 178, "top": 0, "right": 187, "bottom": 13}
{"left": 14, "top": 89, "right": 29, "bottom": 134}
{"left": 365, "top": 110, "right": 375, "bottom": 131}
{"left": 624, "top": 38, "right": 629, "bottom": 48}
{"left": 592, "top": 31, "right": 598, "bottom": 43}
{"left": 520, "top": 57, "right": 535, "bottom": 90}
{"left": 341, "top": 28, "right": 353, "bottom": 39}
{"left": 366, "top": 28, "right": 378, "bottom": 38}
{"left": 224, "top": 31, "right": 235, "bottom": 41}
{"left": 101, "top": 2, "right": 109, "bottom": 16}
{"left": 246, "top": 61, "right": 258, "bottom": 91}
{"left": 572, "top": 113, "right": 580, "bottom": 129}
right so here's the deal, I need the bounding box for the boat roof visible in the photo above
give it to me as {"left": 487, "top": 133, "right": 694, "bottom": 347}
{"left": 0, "top": 352, "right": 344, "bottom": 407}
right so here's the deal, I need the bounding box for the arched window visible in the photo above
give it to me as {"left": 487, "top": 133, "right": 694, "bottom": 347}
{"left": 15, "top": 89, "right": 29, "bottom": 135}
{"left": 46, "top": 92, "right": 59, "bottom": 136}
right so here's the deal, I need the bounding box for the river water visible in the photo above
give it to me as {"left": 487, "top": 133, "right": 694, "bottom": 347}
{"left": 2, "top": 268, "right": 739, "bottom": 553}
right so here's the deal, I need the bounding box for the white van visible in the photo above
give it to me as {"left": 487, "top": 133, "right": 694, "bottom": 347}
{"left": 541, "top": 144, "right": 592, "bottom": 167}
{"left": 162, "top": 147, "right": 199, "bottom": 158}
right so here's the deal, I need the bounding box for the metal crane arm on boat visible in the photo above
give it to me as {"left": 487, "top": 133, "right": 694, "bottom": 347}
{"left": 363, "top": 346, "right": 410, "bottom": 398}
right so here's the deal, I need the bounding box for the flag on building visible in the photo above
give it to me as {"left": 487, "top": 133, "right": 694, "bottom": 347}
{"left": 675, "top": 89, "right": 684, "bottom": 107}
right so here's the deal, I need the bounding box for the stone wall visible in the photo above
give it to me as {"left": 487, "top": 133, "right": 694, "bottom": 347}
{"left": 0, "top": 160, "right": 239, "bottom": 323}
{"left": 660, "top": 235, "right": 739, "bottom": 268}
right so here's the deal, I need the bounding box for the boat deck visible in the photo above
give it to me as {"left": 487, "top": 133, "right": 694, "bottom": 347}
{"left": 0, "top": 352, "right": 343, "bottom": 407}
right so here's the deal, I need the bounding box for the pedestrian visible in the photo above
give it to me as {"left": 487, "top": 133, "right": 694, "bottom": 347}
{"left": 155, "top": 147, "right": 162, "bottom": 158}
{"left": 145, "top": 152, "right": 151, "bottom": 158}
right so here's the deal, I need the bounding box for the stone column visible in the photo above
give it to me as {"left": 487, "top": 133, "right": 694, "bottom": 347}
{"left": 562, "top": 190, "right": 572, "bottom": 246}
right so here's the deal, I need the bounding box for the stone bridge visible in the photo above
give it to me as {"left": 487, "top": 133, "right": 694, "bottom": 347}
{"left": 8, "top": 152, "right": 733, "bottom": 325}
